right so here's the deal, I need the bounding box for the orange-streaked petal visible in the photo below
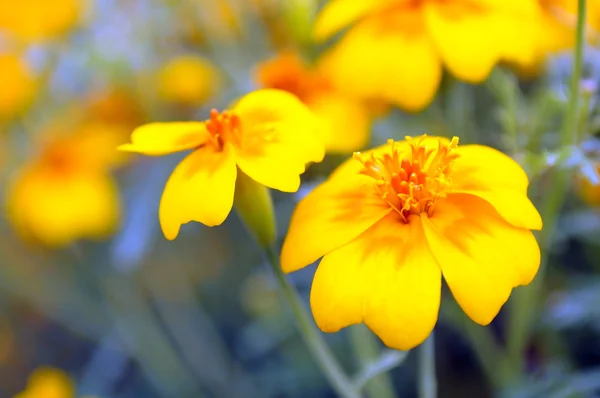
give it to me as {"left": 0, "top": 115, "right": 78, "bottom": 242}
{"left": 281, "top": 175, "right": 392, "bottom": 273}
{"left": 233, "top": 89, "right": 325, "bottom": 192}
{"left": 319, "top": 9, "right": 442, "bottom": 111}
{"left": 451, "top": 144, "right": 542, "bottom": 230}
{"left": 159, "top": 143, "right": 237, "bottom": 239}
{"left": 310, "top": 213, "right": 441, "bottom": 350}
{"left": 118, "top": 122, "right": 209, "bottom": 156}
{"left": 422, "top": 194, "right": 540, "bottom": 325}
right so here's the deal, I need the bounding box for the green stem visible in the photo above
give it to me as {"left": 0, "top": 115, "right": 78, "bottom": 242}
{"left": 506, "top": 0, "right": 587, "bottom": 380}
{"left": 418, "top": 332, "right": 437, "bottom": 398}
{"left": 349, "top": 325, "right": 398, "bottom": 398}
{"left": 264, "top": 247, "right": 362, "bottom": 398}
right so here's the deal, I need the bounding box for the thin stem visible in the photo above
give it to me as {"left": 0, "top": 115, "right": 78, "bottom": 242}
{"left": 506, "top": 0, "right": 587, "bottom": 379}
{"left": 349, "top": 325, "right": 398, "bottom": 398}
{"left": 264, "top": 247, "right": 362, "bottom": 398}
{"left": 418, "top": 332, "right": 437, "bottom": 398}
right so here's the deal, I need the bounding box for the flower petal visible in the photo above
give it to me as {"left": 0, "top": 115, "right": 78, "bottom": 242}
{"left": 451, "top": 144, "right": 542, "bottom": 230}
{"left": 319, "top": 8, "right": 442, "bottom": 111}
{"left": 308, "top": 92, "right": 371, "bottom": 153}
{"left": 233, "top": 89, "right": 325, "bottom": 192}
{"left": 281, "top": 175, "right": 391, "bottom": 273}
{"left": 310, "top": 213, "right": 442, "bottom": 350}
{"left": 422, "top": 194, "right": 540, "bottom": 325}
{"left": 118, "top": 122, "right": 209, "bottom": 156}
{"left": 159, "top": 143, "right": 237, "bottom": 239}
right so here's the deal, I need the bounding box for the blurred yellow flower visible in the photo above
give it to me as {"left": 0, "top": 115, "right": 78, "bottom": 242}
{"left": 0, "top": 0, "right": 82, "bottom": 42}
{"left": 578, "top": 163, "right": 600, "bottom": 206}
{"left": 5, "top": 125, "right": 123, "bottom": 247}
{"left": 0, "top": 53, "right": 35, "bottom": 120}
{"left": 13, "top": 367, "right": 74, "bottom": 398}
{"left": 282, "top": 136, "right": 542, "bottom": 350}
{"left": 119, "top": 89, "right": 325, "bottom": 240}
{"left": 85, "top": 88, "right": 145, "bottom": 129}
{"left": 256, "top": 51, "right": 372, "bottom": 153}
{"left": 314, "top": 0, "right": 537, "bottom": 111}
{"left": 157, "top": 55, "right": 222, "bottom": 106}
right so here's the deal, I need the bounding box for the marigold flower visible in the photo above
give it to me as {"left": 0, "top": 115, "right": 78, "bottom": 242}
{"left": 314, "top": 0, "right": 538, "bottom": 111}
{"left": 0, "top": 0, "right": 82, "bottom": 42}
{"left": 0, "top": 53, "right": 36, "bottom": 119}
{"left": 157, "top": 55, "right": 222, "bottom": 106}
{"left": 256, "top": 51, "right": 372, "bottom": 153}
{"left": 281, "top": 136, "right": 542, "bottom": 350}
{"left": 13, "top": 367, "right": 74, "bottom": 398}
{"left": 5, "top": 125, "right": 122, "bottom": 247}
{"left": 119, "top": 89, "right": 325, "bottom": 240}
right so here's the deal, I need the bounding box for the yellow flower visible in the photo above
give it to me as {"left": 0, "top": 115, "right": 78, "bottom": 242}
{"left": 0, "top": 0, "right": 82, "bottom": 42}
{"left": 256, "top": 51, "right": 372, "bottom": 154}
{"left": 157, "top": 55, "right": 222, "bottom": 106}
{"left": 5, "top": 125, "right": 122, "bottom": 247}
{"left": 281, "top": 136, "right": 542, "bottom": 350}
{"left": 578, "top": 163, "right": 600, "bottom": 206}
{"left": 119, "top": 89, "right": 325, "bottom": 240}
{"left": 0, "top": 53, "right": 35, "bottom": 120}
{"left": 13, "top": 367, "right": 74, "bottom": 398}
{"left": 314, "top": 0, "right": 537, "bottom": 111}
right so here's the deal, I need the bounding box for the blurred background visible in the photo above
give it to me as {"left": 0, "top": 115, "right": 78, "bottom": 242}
{"left": 2, "top": 0, "right": 600, "bottom": 397}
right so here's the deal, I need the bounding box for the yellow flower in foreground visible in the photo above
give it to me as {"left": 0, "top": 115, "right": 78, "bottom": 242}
{"left": 282, "top": 136, "right": 542, "bottom": 350}
{"left": 119, "top": 89, "right": 325, "bottom": 240}
{"left": 6, "top": 125, "right": 122, "bottom": 247}
{"left": 314, "top": 0, "right": 537, "bottom": 111}
{"left": 13, "top": 367, "right": 74, "bottom": 398}
{"left": 0, "top": 0, "right": 82, "bottom": 42}
{"left": 157, "top": 55, "right": 222, "bottom": 106}
{"left": 0, "top": 53, "right": 36, "bottom": 119}
{"left": 256, "top": 51, "right": 372, "bottom": 153}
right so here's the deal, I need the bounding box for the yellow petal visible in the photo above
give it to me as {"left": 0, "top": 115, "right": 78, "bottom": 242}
{"left": 422, "top": 194, "right": 540, "bottom": 325}
{"left": 233, "top": 89, "right": 325, "bottom": 192}
{"left": 310, "top": 213, "right": 442, "bottom": 350}
{"left": 159, "top": 143, "right": 237, "bottom": 239}
{"left": 451, "top": 144, "right": 542, "bottom": 230}
{"left": 281, "top": 175, "right": 391, "bottom": 273}
{"left": 118, "top": 122, "right": 209, "bottom": 156}
{"left": 313, "top": 0, "right": 397, "bottom": 41}
{"left": 319, "top": 9, "right": 442, "bottom": 111}
{"left": 308, "top": 92, "right": 372, "bottom": 153}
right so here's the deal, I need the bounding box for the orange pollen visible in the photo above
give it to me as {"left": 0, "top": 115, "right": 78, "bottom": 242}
{"left": 204, "top": 109, "right": 242, "bottom": 149}
{"left": 353, "top": 135, "right": 460, "bottom": 222}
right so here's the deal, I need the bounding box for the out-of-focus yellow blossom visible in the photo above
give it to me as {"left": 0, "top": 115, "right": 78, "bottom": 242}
{"left": 13, "top": 367, "right": 74, "bottom": 398}
{"left": 255, "top": 51, "right": 371, "bottom": 153}
{"left": 157, "top": 55, "right": 222, "bottom": 106}
{"left": 85, "top": 89, "right": 145, "bottom": 129}
{"left": 0, "top": 0, "right": 82, "bottom": 42}
{"left": 314, "top": 0, "right": 538, "bottom": 111}
{"left": 6, "top": 126, "right": 123, "bottom": 247}
{"left": 282, "top": 136, "right": 542, "bottom": 350}
{"left": 579, "top": 164, "right": 600, "bottom": 206}
{"left": 0, "top": 53, "right": 36, "bottom": 120}
{"left": 119, "top": 89, "right": 325, "bottom": 240}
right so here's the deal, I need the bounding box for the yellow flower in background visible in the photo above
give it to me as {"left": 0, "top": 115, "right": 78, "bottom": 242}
{"left": 85, "top": 88, "right": 145, "bottom": 129}
{"left": 13, "top": 367, "right": 74, "bottom": 398}
{"left": 255, "top": 51, "right": 371, "bottom": 153}
{"left": 0, "top": 53, "right": 36, "bottom": 120}
{"left": 157, "top": 55, "right": 222, "bottom": 107}
{"left": 6, "top": 125, "right": 123, "bottom": 247}
{"left": 578, "top": 163, "right": 600, "bottom": 206}
{"left": 314, "top": 0, "right": 537, "bottom": 111}
{"left": 282, "top": 136, "right": 542, "bottom": 350}
{"left": 0, "top": 0, "right": 82, "bottom": 42}
{"left": 119, "top": 89, "right": 325, "bottom": 240}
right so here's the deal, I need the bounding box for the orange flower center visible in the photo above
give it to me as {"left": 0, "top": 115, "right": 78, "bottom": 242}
{"left": 354, "top": 135, "right": 460, "bottom": 222}
{"left": 204, "top": 109, "right": 241, "bottom": 150}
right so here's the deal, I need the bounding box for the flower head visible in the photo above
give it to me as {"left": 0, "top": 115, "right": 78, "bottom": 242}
{"left": 119, "top": 89, "right": 325, "bottom": 240}
{"left": 256, "top": 51, "right": 372, "bottom": 153}
{"left": 0, "top": 53, "right": 36, "bottom": 119}
{"left": 157, "top": 55, "right": 222, "bottom": 106}
{"left": 282, "top": 136, "right": 542, "bottom": 350}
{"left": 13, "top": 367, "right": 74, "bottom": 398}
{"left": 314, "top": 0, "right": 538, "bottom": 110}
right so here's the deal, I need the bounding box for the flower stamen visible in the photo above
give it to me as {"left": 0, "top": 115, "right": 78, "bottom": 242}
{"left": 205, "top": 109, "right": 242, "bottom": 149}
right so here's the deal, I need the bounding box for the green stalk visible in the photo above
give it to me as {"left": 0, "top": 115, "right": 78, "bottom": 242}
{"left": 418, "top": 332, "right": 437, "bottom": 398}
{"left": 506, "top": 0, "right": 587, "bottom": 379}
{"left": 264, "top": 247, "right": 362, "bottom": 398}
